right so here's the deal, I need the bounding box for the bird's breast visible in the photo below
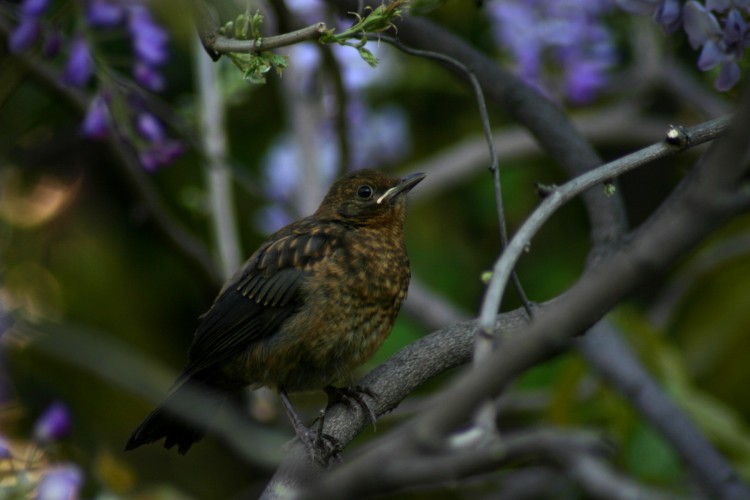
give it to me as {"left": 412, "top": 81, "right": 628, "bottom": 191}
{"left": 237, "top": 226, "right": 411, "bottom": 391}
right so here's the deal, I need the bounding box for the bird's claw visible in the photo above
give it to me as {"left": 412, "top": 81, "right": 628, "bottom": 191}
{"left": 324, "top": 385, "right": 378, "bottom": 429}
{"left": 301, "top": 410, "right": 342, "bottom": 467}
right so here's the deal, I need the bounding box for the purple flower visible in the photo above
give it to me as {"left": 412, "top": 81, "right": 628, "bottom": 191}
{"left": 21, "top": 0, "right": 50, "bottom": 17}
{"left": 42, "top": 28, "right": 63, "bottom": 58}
{"left": 9, "top": 17, "right": 41, "bottom": 53}
{"left": 564, "top": 59, "right": 610, "bottom": 104}
{"left": 37, "top": 464, "right": 83, "bottom": 500}
{"left": 133, "top": 61, "right": 165, "bottom": 91}
{"left": 136, "top": 113, "right": 165, "bottom": 142}
{"left": 716, "top": 61, "right": 741, "bottom": 90}
{"left": 33, "top": 401, "right": 72, "bottom": 443}
{"left": 285, "top": 0, "right": 327, "bottom": 24}
{"left": 489, "top": 3, "right": 542, "bottom": 81}
{"left": 706, "top": 0, "right": 750, "bottom": 12}
{"left": 81, "top": 94, "right": 110, "bottom": 139}
{"left": 488, "top": 0, "right": 616, "bottom": 103}
{"left": 0, "top": 436, "right": 11, "bottom": 460}
{"left": 617, "top": 0, "right": 683, "bottom": 33}
{"left": 128, "top": 5, "right": 169, "bottom": 66}
{"left": 655, "top": 0, "right": 683, "bottom": 34}
{"left": 724, "top": 8, "right": 749, "bottom": 48}
{"left": 349, "top": 104, "right": 410, "bottom": 169}
{"left": 254, "top": 205, "right": 293, "bottom": 234}
{"left": 86, "top": 0, "right": 125, "bottom": 27}
{"left": 61, "top": 36, "right": 94, "bottom": 87}
{"left": 684, "top": 1, "right": 722, "bottom": 48}
{"left": 697, "top": 39, "right": 726, "bottom": 69}
{"left": 683, "top": 1, "right": 749, "bottom": 90}
{"left": 138, "top": 140, "right": 184, "bottom": 171}
{"left": 616, "top": 0, "right": 661, "bottom": 15}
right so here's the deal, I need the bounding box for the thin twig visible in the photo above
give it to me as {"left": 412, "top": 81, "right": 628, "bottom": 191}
{"left": 374, "top": 34, "right": 534, "bottom": 344}
{"left": 192, "top": 0, "right": 328, "bottom": 56}
{"left": 406, "top": 102, "right": 670, "bottom": 203}
{"left": 477, "top": 115, "right": 732, "bottom": 337}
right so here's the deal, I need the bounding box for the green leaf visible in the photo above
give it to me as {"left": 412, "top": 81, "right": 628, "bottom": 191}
{"left": 358, "top": 46, "right": 379, "bottom": 67}
{"left": 221, "top": 21, "right": 234, "bottom": 36}
{"left": 250, "top": 11, "right": 264, "bottom": 40}
{"left": 234, "top": 14, "right": 247, "bottom": 39}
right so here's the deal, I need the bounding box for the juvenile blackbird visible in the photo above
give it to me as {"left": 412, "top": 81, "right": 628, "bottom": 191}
{"left": 125, "top": 169, "right": 425, "bottom": 459}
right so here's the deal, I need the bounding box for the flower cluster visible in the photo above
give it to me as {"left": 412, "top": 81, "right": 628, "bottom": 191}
{"left": 0, "top": 401, "right": 83, "bottom": 499}
{"left": 8, "top": 0, "right": 182, "bottom": 170}
{"left": 617, "top": 0, "right": 750, "bottom": 90}
{"left": 487, "top": 0, "right": 618, "bottom": 104}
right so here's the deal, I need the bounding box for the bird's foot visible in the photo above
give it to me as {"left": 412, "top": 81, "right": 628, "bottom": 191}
{"left": 301, "top": 410, "right": 342, "bottom": 467}
{"left": 280, "top": 390, "right": 341, "bottom": 467}
{"left": 324, "top": 385, "right": 378, "bottom": 429}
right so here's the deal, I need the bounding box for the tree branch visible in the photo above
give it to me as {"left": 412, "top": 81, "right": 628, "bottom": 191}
{"left": 211, "top": 23, "right": 328, "bottom": 54}
{"left": 478, "top": 115, "right": 731, "bottom": 337}
{"left": 408, "top": 102, "right": 671, "bottom": 204}
{"left": 259, "top": 309, "right": 531, "bottom": 498}
{"left": 577, "top": 322, "right": 750, "bottom": 499}
{"left": 191, "top": 0, "right": 327, "bottom": 57}
{"left": 303, "top": 428, "right": 684, "bottom": 499}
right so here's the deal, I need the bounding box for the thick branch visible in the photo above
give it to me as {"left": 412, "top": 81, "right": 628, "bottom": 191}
{"left": 259, "top": 309, "right": 530, "bottom": 498}
{"left": 313, "top": 429, "right": 682, "bottom": 500}
{"left": 578, "top": 323, "right": 750, "bottom": 499}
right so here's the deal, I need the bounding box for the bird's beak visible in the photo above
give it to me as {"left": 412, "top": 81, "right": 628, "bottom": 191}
{"left": 376, "top": 172, "right": 426, "bottom": 204}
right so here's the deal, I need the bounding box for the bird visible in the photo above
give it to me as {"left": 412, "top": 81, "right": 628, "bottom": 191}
{"left": 125, "top": 168, "right": 425, "bottom": 462}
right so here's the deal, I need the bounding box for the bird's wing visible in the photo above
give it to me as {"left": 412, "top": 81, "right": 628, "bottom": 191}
{"left": 182, "top": 222, "right": 342, "bottom": 377}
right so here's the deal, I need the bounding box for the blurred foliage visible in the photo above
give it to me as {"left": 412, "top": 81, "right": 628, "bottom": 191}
{"left": 2, "top": 0, "right": 750, "bottom": 498}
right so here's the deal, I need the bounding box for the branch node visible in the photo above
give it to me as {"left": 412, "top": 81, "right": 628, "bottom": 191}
{"left": 535, "top": 182, "right": 557, "bottom": 199}
{"left": 665, "top": 125, "right": 690, "bottom": 148}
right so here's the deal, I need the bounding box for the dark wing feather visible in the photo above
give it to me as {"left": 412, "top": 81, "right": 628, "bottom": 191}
{"left": 181, "top": 222, "right": 340, "bottom": 377}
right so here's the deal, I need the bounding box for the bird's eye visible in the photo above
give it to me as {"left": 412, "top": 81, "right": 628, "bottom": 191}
{"left": 357, "top": 185, "right": 373, "bottom": 199}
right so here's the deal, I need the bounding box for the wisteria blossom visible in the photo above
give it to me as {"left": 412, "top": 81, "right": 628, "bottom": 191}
{"left": 33, "top": 401, "right": 72, "bottom": 444}
{"left": 487, "top": 0, "right": 618, "bottom": 104}
{"left": 617, "top": 0, "right": 750, "bottom": 90}
{"left": 7, "top": 0, "right": 182, "bottom": 170}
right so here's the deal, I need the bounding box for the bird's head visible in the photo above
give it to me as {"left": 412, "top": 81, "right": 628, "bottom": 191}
{"left": 315, "top": 169, "right": 425, "bottom": 227}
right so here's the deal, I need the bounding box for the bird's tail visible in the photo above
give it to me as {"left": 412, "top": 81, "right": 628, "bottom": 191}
{"left": 124, "top": 375, "right": 228, "bottom": 455}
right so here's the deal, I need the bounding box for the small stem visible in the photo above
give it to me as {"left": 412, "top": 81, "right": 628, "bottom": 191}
{"left": 373, "top": 34, "right": 534, "bottom": 357}
{"left": 211, "top": 23, "right": 328, "bottom": 55}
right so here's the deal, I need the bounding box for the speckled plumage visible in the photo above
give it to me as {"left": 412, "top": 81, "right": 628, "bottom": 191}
{"left": 125, "top": 169, "right": 424, "bottom": 455}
